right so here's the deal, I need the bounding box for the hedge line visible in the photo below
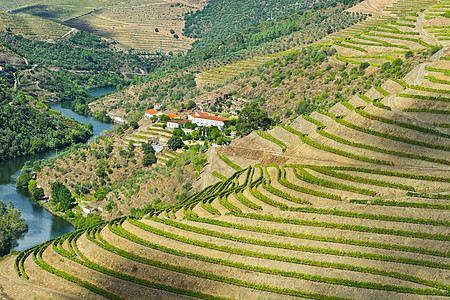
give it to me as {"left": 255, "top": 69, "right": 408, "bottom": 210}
{"left": 304, "top": 115, "right": 449, "bottom": 165}
{"left": 403, "top": 108, "right": 450, "bottom": 114}
{"left": 334, "top": 41, "right": 368, "bottom": 53}
{"left": 183, "top": 216, "right": 450, "bottom": 272}
{"left": 291, "top": 165, "right": 377, "bottom": 196}
{"left": 229, "top": 212, "right": 450, "bottom": 241}
{"left": 325, "top": 166, "right": 450, "bottom": 183}
{"left": 57, "top": 225, "right": 231, "bottom": 300}
{"left": 234, "top": 190, "right": 263, "bottom": 210}
{"left": 391, "top": 78, "right": 409, "bottom": 89}
{"left": 356, "top": 35, "right": 410, "bottom": 49}
{"left": 424, "top": 75, "right": 450, "bottom": 85}
{"left": 212, "top": 171, "right": 227, "bottom": 181}
{"left": 425, "top": 67, "right": 450, "bottom": 76}
{"left": 217, "top": 152, "right": 243, "bottom": 171}
{"left": 318, "top": 109, "right": 450, "bottom": 152}
{"left": 350, "top": 199, "right": 450, "bottom": 210}
{"left": 218, "top": 194, "right": 242, "bottom": 213}
{"left": 397, "top": 93, "right": 450, "bottom": 102}
{"left": 256, "top": 131, "right": 287, "bottom": 152}
{"left": 125, "top": 218, "right": 367, "bottom": 299}
{"left": 144, "top": 217, "right": 449, "bottom": 293}
{"left": 364, "top": 32, "right": 432, "bottom": 47}
{"left": 358, "top": 93, "right": 391, "bottom": 110}
{"left": 248, "top": 174, "right": 288, "bottom": 208}
{"left": 279, "top": 124, "right": 391, "bottom": 165}
{"left": 282, "top": 206, "right": 449, "bottom": 226}
{"left": 374, "top": 85, "right": 391, "bottom": 96}
{"left": 304, "top": 165, "right": 415, "bottom": 191}
{"left": 406, "top": 192, "right": 450, "bottom": 200}
{"left": 219, "top": 213, "right": 448, "bottom": 258}
{"left": 342, "top": 101, "right": 450, "bottom": 139}
{"left": 262, "top": 166, "right": 311, "bottom": 205}
{"left": 272, "top": 163, "right": 342, "bottom": 200}
{"left": 33, "top": 238, "right": 123, "bottom": 300}
{"left": 201, "top": 200, "right": 221, "bottom": 216}
{"left": 411, "top": 85, "right": 450, "bottom": 95}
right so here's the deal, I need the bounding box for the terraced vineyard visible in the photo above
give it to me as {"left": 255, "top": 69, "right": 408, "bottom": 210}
{"left": 63, "top": 2, "right": 197, "bottom": 52}
{"left": 0, "top": 1, "right": 449, "bottom": 299}
{"left": 0, "top": 12, "right": 70, "bottom": 40}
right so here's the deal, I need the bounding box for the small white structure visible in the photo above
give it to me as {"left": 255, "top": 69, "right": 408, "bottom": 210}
{"left": 154, "top": 103, "right": 163, "bottom": 110}
{"left": 0, "top": 66, "right": 4, "bottom": 73}
{"left": 167, "top": 120, "right": 190, "bottom": 129}
{"left": 145, "top": 109, "right": 163, "bottom": 119}
{"left": 188, "top": 112, "right": 230, "bottom": 130}
{"left": 231, "top": 130, "right": 241, "bottom": 138}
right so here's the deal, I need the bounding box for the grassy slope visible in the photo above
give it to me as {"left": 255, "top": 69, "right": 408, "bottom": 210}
{"left": 2, "top": 0, "right": 450, "bottom": 299}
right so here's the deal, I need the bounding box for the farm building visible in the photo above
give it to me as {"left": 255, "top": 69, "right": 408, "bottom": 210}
{"left": 167, "top": 120, "right": 191, "bottom": 129}
{"left": 144, "top": 109, "right": 163, "bottom": 118}
{"left": 188, "top": 112, "right": 230, "bottom": 130}
{"left": 154, "top": 103, "right": 162, "bottom": 110}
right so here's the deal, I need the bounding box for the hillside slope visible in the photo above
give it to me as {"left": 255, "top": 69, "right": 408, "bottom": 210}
{"left": 0, "top": 0, "right": 449, "bottom": 299}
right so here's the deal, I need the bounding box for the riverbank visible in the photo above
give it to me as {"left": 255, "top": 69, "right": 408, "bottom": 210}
{"left": 0, "top": 87, "right": 115, "bottom": 254}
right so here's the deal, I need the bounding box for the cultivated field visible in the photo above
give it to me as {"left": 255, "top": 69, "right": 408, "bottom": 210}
{"left": 0, "top": 0, "right": 449, "bottom": 299}
{"left": 4, "top": 0, "right": 203, "bottom": 53}
{"left": 0, "top": 12, "right": 71, "bottom": 41}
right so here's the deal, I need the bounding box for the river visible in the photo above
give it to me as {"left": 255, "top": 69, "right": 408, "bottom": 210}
{"left": 0, "top": 87, "right": 114, "bottom": 252}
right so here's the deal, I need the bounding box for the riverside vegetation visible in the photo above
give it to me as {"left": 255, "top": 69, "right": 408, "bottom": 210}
{"left": 0, "top": 0, "right": 449, "bottom": 299}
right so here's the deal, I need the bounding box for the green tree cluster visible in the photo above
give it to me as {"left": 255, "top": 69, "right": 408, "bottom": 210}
{"left": 0, "top": 200, "right": 28, "bottom": 256}
{"left": 142, "top": 143, "right": 157, "bottom": 166}
{"left": 51, "top": 181, "right": 74, "bottom": 212}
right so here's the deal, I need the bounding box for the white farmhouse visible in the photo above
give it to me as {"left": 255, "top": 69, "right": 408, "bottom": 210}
{"left": 188, "top": 112, "right": 230, "bottom": 130}
{"left": 167, "top": 120, "right": 190, "bottom": 129}
{"left": 144, "top": 109, "right": 163, "bottom": 119}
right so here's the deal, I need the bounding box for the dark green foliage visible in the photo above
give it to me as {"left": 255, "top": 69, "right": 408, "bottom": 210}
{"left": 71, "top": 213, "right": 103, "bottom": 230}
{"left": 142, "top": 152, "right": 157, "bottom": 166}
{"left": 237, "top": 101, "right": 274, "bottom": 134}
{"left": 0, "top": 77, "right": 92, "bottom": 161}
{"left": 167, "top": 136, "right": 184, "bottom": 150}
{"left": 93, "top": 188, "right": 107, "bottom": 201}
{"left": 0, "top": 200, "right": 28, "bottom": 256}
{"left": 32, "top": 188, "right": 45, "bottom": 201}
{"left": 0, "top": 31, "right": 160, "bottom": 72}
{"left": 51, "top": 181, "right": 74, "bottom": 212}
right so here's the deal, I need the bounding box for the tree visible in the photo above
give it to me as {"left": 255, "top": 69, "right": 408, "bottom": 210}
{"left": 359, "top": 62, "right": 370, "bottom": 71}
{"left": 186, "top": 100, "right": 196, "bottom": 109}
{"left": 167, "top": 136, "right": 184, "bottom": 150}
{"left": 51, "top": 181, "right": 74, "bottom": 212}
{"left": 236, "top": 102, "right": 273, "bottom": 134}
{"left": 0, "top": 200, "right": 28, "bottom": 256}
{"left": 32, "top": 188, "right": 45, "bottom": 201}
{"left": 127, "top": 140, "right": 135, "bottom": 157}
{"left": 160, "top": 115, "right": 170, "bottom": 122}
{"left": 94, "top": 188, "right": 107, "bottom": 201}
{"left": 129, "top": 120, "right": 139, "bottom": 129}
{"left": 142, "top": 143, "right": 155, "bottom": 155}
{"left": 142, "top": 152, "right": 157, "bottom": 166}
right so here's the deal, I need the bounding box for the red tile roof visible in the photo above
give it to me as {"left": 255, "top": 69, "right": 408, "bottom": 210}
{"left": 190, "top": 114, "right": 230, "bottom": 121}
{"left": 168, "top": 120, "right": 190, "bottom": 124}
{"left": 167, "top": 114, "right": 180, "bottom": 120}
{"left": 145, "top": 109, "right": 160, "bottom": 115}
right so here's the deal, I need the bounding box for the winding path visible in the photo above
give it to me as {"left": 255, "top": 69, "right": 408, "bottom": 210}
{"left": 387, "top": 47, "right": 449, "bottom": 130}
